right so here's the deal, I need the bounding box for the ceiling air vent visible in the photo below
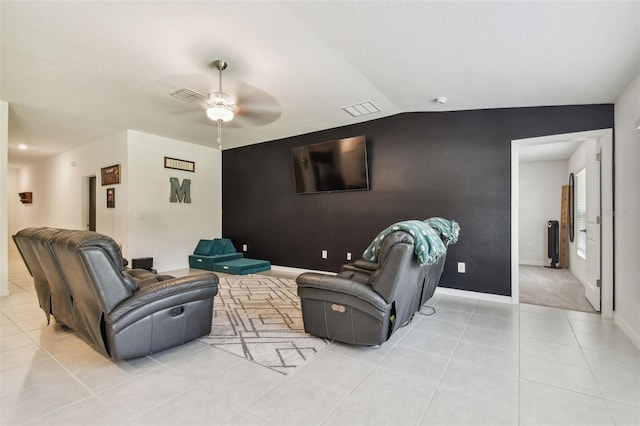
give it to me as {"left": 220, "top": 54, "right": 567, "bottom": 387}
{"left": 342, "top": 101, "right": 380, "bottom": 117}
{"left": 170, "top": 88, "right": 207, "bottom": 103}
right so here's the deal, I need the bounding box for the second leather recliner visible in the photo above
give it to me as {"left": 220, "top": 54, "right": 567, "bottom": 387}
{"left": 296, "top": 230, "right": 447, "bottom": 346}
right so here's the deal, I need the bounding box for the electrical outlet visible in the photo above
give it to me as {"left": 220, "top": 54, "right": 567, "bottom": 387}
{"left": 242, "top": 244, "right": 247, "bottom": 252}
{"left": 346, "top": 252, "right": 352, "bottom": 261}
{"left": 322, "top": 250, "right": 328, "bottom": 259}
{"left": 458, "top": 262, "right": 466, "bottom": 273}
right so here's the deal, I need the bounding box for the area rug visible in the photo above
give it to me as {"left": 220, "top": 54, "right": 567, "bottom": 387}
{"left": 198, "top": 275, "right": 331, "bottom": 374}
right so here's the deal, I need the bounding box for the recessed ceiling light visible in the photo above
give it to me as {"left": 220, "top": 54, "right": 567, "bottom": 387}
{"left": 18, "top": 144, "right": 28, "bottom": 150}
{"left": 434, "top": 97, "right": 448, "bottom": 104}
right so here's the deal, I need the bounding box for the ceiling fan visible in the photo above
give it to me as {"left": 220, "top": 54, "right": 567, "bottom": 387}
{"left": 170, "top": 59, "right": 281, "bottom": 149}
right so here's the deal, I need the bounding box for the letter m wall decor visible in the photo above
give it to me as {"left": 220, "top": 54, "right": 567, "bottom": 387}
{"left": 169, "top": 177, "right": 191, "bottom": 203}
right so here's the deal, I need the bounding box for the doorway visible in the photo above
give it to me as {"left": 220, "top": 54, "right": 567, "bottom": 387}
{"left": 511, "top": 129, "right": 614, "bottom": 317}
{"left": 86, "top": 176, "right": 96, "bottom": 231}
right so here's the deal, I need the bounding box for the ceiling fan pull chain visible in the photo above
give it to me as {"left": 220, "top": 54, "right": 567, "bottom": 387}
{"left": 217, "top": 121, "right": 222, "bottom": 150}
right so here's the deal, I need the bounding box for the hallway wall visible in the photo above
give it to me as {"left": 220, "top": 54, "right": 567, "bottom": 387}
{"left": 614, "top": 71, "right": 640, "bottom": 348}
{"left": 518, "top": 160, "right": 568, "bottom": 266}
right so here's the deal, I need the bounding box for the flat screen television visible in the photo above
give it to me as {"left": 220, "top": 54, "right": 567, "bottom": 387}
{"left": 291, "top": 135, "right": 369, "bottom": 194}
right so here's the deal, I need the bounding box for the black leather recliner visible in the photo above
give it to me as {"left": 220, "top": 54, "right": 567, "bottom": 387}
{"left": 13, "top": 227, "right": 219, "bottom": 359}
{"left": 296, "top": 231, "right": 446, "bottom": 346}
{"left": 13, "top": 227, "right": 59, "bottom": 324}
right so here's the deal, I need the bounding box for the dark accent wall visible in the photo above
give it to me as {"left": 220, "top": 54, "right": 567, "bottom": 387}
{"left": 223, "top": 105, "right": 613, "bottom": 296}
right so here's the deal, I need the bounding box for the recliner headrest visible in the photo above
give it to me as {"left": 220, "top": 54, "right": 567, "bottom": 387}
{"left": 51, "top": 230, "right": 124, "bottom": 272}
{"left": 377, "top": 231, "right": 414, "bottom": 263}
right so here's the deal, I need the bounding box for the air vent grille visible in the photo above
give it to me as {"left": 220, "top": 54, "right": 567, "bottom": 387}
{"left": 170, "top": 88, "right": 207, "bottom": 103}
{"left": 342, "top": 101, "right": 380, "bottom": 117}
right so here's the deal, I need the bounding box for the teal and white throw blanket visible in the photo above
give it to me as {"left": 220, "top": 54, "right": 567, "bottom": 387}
{"left": 362, "top": 218, "right": 460, "bottom": 266}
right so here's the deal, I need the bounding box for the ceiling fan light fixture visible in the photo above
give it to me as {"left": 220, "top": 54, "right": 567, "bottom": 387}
{"left": 206, "top": 105, "right": 234, "bottom": 122}
{"left": 208, "top": 91, "right": 235, "bottom": 106}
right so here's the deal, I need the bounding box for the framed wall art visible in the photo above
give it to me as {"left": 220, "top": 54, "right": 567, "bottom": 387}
{"left": 106, "top": 188, "right": 115, "bottom": 208}
{"left": 164, "top": 157, "right": 195, "bottom": 172}
{"left": 101, "top": 164, "right": 120, "bottom": 186}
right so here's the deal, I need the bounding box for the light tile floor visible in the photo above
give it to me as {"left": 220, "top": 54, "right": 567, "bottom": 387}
{"left": 2, "top": 249, "right": 639, "bottom": 425}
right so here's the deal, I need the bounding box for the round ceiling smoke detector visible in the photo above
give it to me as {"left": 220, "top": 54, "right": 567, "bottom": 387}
{"left": 434, "top": 97, "right": 448, "bottom": 104}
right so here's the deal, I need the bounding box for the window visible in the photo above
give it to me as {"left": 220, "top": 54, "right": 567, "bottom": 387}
{"left": 576, "top": 168, "right": 586, "bottom": 259}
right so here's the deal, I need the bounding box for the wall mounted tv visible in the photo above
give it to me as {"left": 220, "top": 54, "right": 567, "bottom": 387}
{"left": 291, "top": 135, "right": 370, "bottom": 194}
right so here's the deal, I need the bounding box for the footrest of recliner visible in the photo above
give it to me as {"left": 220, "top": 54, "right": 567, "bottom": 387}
{"left": 297, "top": 289, "right": 392, "bottom": 346}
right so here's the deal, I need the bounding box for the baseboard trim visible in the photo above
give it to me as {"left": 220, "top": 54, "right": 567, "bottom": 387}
{"left": 435, "top": 287, "right": 514, "bottom": 304}
{"left": 519, "top": 261, "right": 548, "bottom": 267}
{"left": 271, "top": 264, "right": 335, "bottom": 276}
{"left": 275, "top": 265, "right": 515, "bottom": 304}
{"left": 614, "top": 312, "right": 640, "bottom": 351}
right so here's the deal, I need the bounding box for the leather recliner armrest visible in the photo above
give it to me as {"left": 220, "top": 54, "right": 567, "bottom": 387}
{"left": 339, "top": 259, "right": 380, "bottom": 283}
{"left": 296, "top": 272, "right": 387, "bottom": 311}
{"left": 353, "top": 259, "right": 379, "bottom": 271}
{"left": 337, "top": 267, "right": 373, "bottom": 286}
{"left": 108, "top": 273, "right": 218, "bottom": 327}
{"left": 123, "top": 268, "right": 164, "bottom": 290}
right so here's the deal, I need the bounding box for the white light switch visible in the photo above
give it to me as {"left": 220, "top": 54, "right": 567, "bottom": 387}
{"left": 458, "top": 262, "right": 466, "bottom": 273}
{"left": 322, "top": 250, "right": 328, "bottom": 259}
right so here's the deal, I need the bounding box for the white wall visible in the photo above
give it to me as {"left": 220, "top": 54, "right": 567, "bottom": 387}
{"left": 8, "top": 168, "right": 22, "bottom": 237}
{"left": 518, "top": 160, "right": 568, "bottom": 266}
{"left": 614, "top": 71, "right": 640, "bottom": 348}
{"left": 10, "top": 132, "right": 129, "bottom": 247}
{"left": 127, "top": 130, "right": 222, "bottom": 272}
{"left": 8, "top": 129, "right": 222, "bottom": 274}
{"left": 0, "top": 101, "right": 8, "bottom": 296}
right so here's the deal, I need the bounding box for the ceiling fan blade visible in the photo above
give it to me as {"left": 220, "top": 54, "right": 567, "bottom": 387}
{"left": 226, "top": 107, "right": 282, "bottom": 128}
{"left": 227, "top": 80, "right": 281, "bottom": 127}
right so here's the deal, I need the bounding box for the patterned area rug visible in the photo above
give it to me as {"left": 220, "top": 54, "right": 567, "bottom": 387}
{"left": 198, "top": 275, "right": 331, "bottom": 374}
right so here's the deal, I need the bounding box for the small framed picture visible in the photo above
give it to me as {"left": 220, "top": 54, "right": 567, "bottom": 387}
{"left": 164, "top": 157, "right": 195, "bottom": 172}
{"left": 101, "top": 164, "right": 120, "bottom": 186}
{"left": 106, "top": 188, "right": 115, "bottom": 208}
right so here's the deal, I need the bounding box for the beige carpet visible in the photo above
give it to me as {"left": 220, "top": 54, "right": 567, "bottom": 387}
{"left": 198, "top": 274, "right": 331, "bottom": 374}
{"left": 519, "top": 265, "right": 596, "bottom": 313}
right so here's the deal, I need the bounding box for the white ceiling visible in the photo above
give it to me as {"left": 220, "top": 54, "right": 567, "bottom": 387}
{"left": 2, "top": 1, "right": 639, "bottom": 167}
{"left": 518, "top": 139, "right": 585, "bottom": 163}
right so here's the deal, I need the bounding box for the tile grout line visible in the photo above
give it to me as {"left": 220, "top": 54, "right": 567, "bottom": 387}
{"left": 0, "top": 290, "right": 101, "bottom": 424}
{"left": 415, "top": 297, "right": 478, "bottom": 426}
{"left": 314, "top": 360, "right": 375, "bottom": 425}
{"left": 565, "top": 309, "right": 618, "bottom": 425}
{"left": 2, "top": 275, "right": 178, "bottom": 425}
{"left": 316, "top": 298, "right": 450, "bottom": 426}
